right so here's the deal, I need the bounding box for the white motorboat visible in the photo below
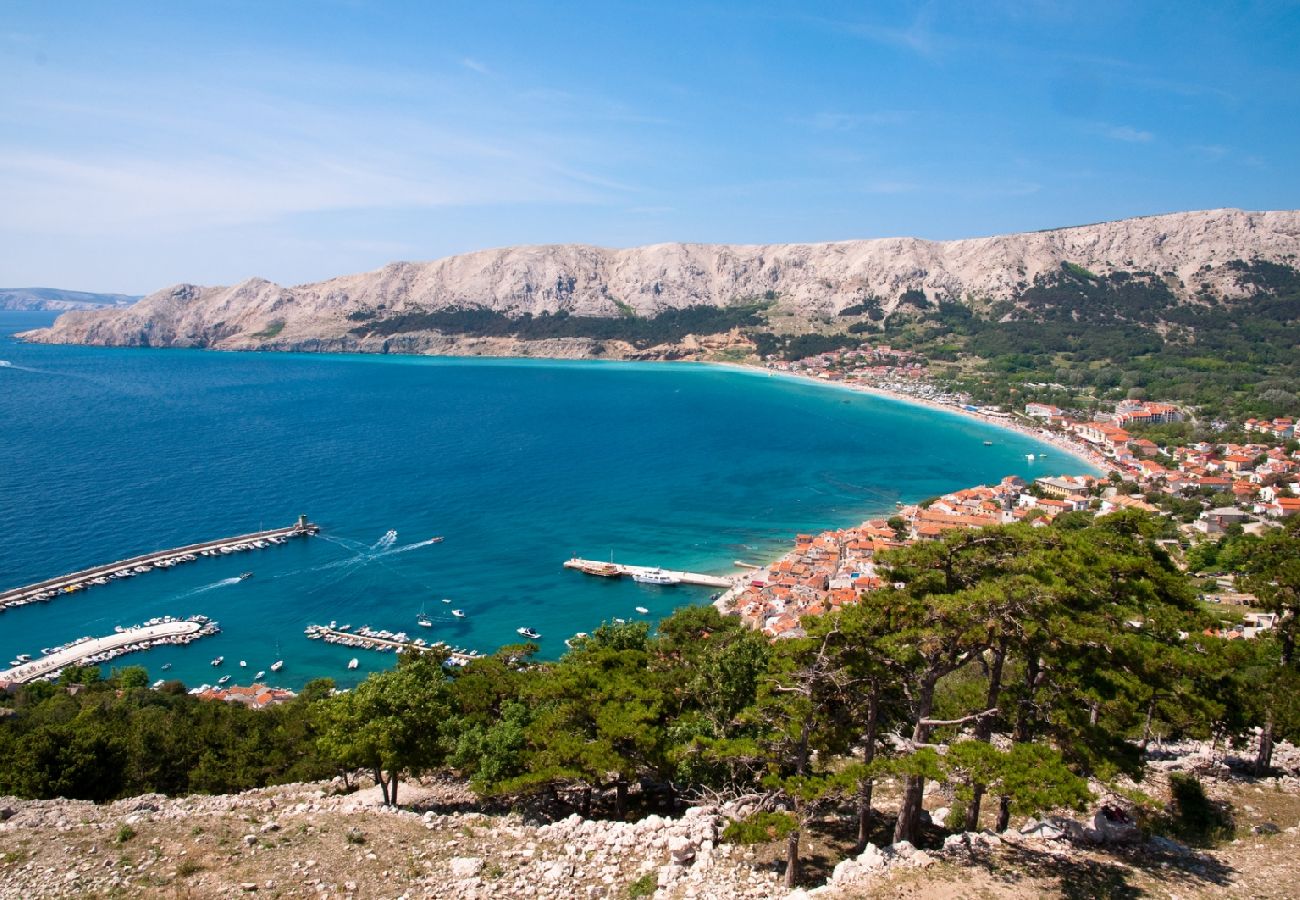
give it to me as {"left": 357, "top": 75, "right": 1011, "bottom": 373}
{"left": 270, "top": 660, "right": 284, "bottom": 672}
{"left": 632, "top": 568, "right": 680, "bottom": 586}
{"left": 347, "top": 658, "right": 359, "bottom": 670}
{"left": 517, "top": 627, "right": 541, "bottom": 640}
{"left": 452, "top": 609, "right": 466, "bottom": 618}
{"left": 635, "top": 606, "right": 649, "bottom": 614}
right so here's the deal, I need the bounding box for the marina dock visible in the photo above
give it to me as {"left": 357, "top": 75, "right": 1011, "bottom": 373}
{"left": 563, "top": 557, "right": 736, "bottom": 589}
{"left": 0, "top": 617, "right": 219, "bottom": 684}
{"left": 305, "top": 624, "right": 484, "bottom": 666}
{"left": 0, "top": 516, "right": 319, "bottom": 613}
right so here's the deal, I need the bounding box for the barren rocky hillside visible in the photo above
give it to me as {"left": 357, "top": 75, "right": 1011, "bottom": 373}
{"left": 3, "top": 740, "right": 1300, "bottom": 899}
{"left": 20, "top": 208, "right": 1300, "bottom": 356}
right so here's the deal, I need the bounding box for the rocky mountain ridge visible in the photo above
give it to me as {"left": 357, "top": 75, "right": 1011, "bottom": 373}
{"left": 20, "top": 208, "right": 1300, "bottom": 355}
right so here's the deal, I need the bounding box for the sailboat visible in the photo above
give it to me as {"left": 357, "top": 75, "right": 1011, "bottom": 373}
{"left": 417, "top": 602, "right": 433, "bottom": 628}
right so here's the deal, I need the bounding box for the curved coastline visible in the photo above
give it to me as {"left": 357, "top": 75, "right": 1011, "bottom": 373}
{"left": 708, "top": 360, "right": 1108, "bottom": 478}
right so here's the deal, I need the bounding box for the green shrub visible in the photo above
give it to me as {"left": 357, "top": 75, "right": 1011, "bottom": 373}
{"left": 722, "top": 810, "right": 797, "bottom": 844}
{"left": 626, "top": 872, "right": 658, "bottom": 897}
{"left": 1164, "top": 773, "right": 1234, "bottom": 846}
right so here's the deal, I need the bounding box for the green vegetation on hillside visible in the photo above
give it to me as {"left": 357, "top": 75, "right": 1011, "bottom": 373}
{"left": 348, "top": 302, "right": 769, "bottom": 350}
{"left": 5, "top": 514, "right": 1299, "bottom": 888}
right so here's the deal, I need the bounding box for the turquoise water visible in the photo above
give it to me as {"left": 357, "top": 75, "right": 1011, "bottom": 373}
{"left": 0, "top": 311, "right": 1089, "bottom": 688}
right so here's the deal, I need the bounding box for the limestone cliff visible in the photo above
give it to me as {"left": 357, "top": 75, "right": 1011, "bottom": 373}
{"left": 21, "top": 208, "right": 1300, "bottom": 355}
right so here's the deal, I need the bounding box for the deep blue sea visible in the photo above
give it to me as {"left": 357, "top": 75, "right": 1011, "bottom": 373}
{"left": 0, "top": 310, "right": 1087, "bottom": 689}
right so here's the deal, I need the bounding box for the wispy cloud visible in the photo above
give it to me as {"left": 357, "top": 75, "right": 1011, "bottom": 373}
{"left": 862, "top": 180, "right": 920, "bottom": 195}
{"left": 0, "top": 60, "right": 649, "bottom": 236}
{"left": 816, "top": 8, "right": 941, "bottom": 57}
{"left": 461, "top": 57, "right": 490, "bottom": 75}
{"left": 795, "top": 110, "right": 914, "bottom": 132}
{"left": 1093, "top": 122, "right": 1155, "bottom": 143}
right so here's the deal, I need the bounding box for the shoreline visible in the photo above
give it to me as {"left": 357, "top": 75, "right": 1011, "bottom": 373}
{"left": 707, "top": 360, "right": 1110, "bottom": 476}
{"left": 7, "top": 325, "right": 1112, "bottom": 630}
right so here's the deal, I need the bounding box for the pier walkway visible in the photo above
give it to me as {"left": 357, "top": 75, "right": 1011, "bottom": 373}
{"left": 1, "top": 620, "right": 205, "bottom": 684}
{"left": 563, "top": 558, "right": 736, "bottom": 589}
{"left": 0, "top": 516, "right": 319, "bottom": 613}
{"left": 306, "top": 625, "right": 483, "bottom": 666}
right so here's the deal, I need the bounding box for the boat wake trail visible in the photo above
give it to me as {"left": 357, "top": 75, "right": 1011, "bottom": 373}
{"left": 278, "top": 533, "right": 444, "bottom": 585}
{"left": 173, "top": 576, "right": 243, "bottom": 599}
{"left": 383, "top": 535, "right": 443, "bottom": 555}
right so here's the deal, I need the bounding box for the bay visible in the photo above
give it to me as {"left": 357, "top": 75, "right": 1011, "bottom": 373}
{"left": 0, "top": 311, "right": 1088, "bottom": 688}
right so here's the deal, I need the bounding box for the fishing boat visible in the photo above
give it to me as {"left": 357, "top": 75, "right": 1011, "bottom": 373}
{"left": 517, "top": 627, "right": 541, "bottom": 640}
{"left": 632, "top": 568, "right": 680, "bottom": 586}
{"left": 347, "top": 658, "right": 359, "bottom": 670}
{"left": 270, "top": 660, "right": 284, "bottom": 673}
{"left": 451, "top": 609, "right": 466, "bottom": 618}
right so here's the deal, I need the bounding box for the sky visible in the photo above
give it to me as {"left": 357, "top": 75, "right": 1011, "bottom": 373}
{"left": 2, "top": 1, "right": 1299, "bottom": 294}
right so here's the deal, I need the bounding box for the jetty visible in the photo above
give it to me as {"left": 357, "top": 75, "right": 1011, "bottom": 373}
{"left": 563, "top": 557, "right": 735, "bottom": 589}
{"left": 0, "top": 515, "right": 319, "bottom": 613}
{"left": 0, "top": 616, "right": 220, "bottom": 684}
{"left": 305, "top": 624, "right": 484, "bottom": 666}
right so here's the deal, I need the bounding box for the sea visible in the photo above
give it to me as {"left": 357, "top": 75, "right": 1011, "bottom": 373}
{"left": 0, "top": 310, "right": 1091, "bottom": 689}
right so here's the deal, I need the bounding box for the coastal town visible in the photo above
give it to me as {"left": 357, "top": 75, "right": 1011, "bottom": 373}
{"left": 724, "top": 349, "right": 1299, "bottom": 640}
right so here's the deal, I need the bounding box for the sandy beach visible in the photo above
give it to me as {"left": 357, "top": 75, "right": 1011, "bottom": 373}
{"left": 709, "top": 360, "right": 1111, "bottom": 476}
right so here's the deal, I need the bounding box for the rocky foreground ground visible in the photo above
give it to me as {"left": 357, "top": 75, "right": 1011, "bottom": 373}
{"left": 3, "top": 742, "right": 1300, "bottom": 899}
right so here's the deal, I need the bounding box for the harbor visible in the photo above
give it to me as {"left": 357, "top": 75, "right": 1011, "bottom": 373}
{"left": 0, "top": 515, "right": 319, "bottom": 613}
{"left": 0, "top": 616, "right": 220, "bottom": 684}
{"left": 563, "top": 557, "right": 736, "bottom": 589}
{"left": 304, "top": 624, "right": 485, "bottom": 666}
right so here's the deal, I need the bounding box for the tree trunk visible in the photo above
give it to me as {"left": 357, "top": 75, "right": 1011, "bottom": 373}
{"left": 894, "top": 672, "right": 940, "bottom": 845}
{"left": 964, "top": 641, "right": 1007, "bottom": 832}
{"left": 855, "top": 689, "right": 881, "bottom": 851}
{"left": 1255, "top": 707, "right": 1276, "bottom": 775}
{"left": 615, "top": 779, "right": 628, "bottom": 818}
{"left": 374, "top": 767, "right": 390, "bottom": 806}
{"left": 784, "top": 825, "right": 800, "bottom": 889}
{"left": 995, "top": 795, "right": 1012, "bottom": 834}
{"left": 581, "top": 786, "right": 592, "bottom": 817}
{"left": 1138, "top": 699, "right": 1156, "bottom": 753}
{"left": 390, "top": 771, "right": 399, "bottom": 807}
{"left": 995, "top": 653, "right": 1040, "bottom": 833}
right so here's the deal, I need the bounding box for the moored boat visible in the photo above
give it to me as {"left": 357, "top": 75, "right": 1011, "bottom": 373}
{"left": 632, "top": 568, "right": 680, "bottom": 586}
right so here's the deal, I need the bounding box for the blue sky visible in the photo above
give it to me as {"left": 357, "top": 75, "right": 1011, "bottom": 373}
{"left": 2, "top": 1, "right": 1298, "bottom": 294}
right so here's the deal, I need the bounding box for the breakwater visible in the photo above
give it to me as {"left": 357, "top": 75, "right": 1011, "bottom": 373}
{"left": 0, "top": 517, "right": 319, "bottom": 613}
{"left": 0, "top": 616, "right": 220, "bottom": 684}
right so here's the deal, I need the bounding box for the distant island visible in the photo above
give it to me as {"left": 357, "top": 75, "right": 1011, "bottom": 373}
{"left": 0, "top": 287, "right": 139, "bottom": 312}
